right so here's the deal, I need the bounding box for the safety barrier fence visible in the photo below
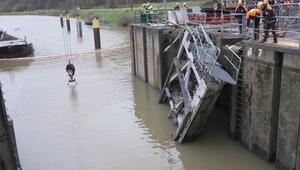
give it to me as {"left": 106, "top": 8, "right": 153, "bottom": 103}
{"left": 249, "top": 15, "right": 300, "bottom": 48}
{"left": 270, "top": 3, "right": 300, "bottom": 30}
{"left": 133, "top": 3, "right": 300, "bottom": 48}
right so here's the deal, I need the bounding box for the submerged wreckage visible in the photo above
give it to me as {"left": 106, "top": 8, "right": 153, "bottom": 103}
{"left": 159, "top": 25, "right": 241, "bottom": 143}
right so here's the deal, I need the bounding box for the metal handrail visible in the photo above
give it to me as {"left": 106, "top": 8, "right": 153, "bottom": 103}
{"left": 224, "top": 45, "right": 242, "bottom": 84}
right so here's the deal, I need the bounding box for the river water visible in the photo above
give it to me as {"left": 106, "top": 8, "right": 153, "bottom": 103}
{"left": 0, "top": 16, "right": 275, "bottom": 170}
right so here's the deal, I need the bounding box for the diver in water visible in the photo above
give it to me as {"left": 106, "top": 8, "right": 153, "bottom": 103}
{"left": 66, "top": 60, "right": 76, "bottom": 83}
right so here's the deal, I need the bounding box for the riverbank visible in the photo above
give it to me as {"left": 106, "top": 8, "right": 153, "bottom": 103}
{"left": 0, "top": 1, "right": 212, "bottom": 27}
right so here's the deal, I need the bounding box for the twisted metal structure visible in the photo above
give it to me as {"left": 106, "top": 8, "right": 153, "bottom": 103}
{"left": 160, "top": 25, "right": 241, "bottom": 143}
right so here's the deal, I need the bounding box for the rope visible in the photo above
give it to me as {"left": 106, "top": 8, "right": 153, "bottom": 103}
{"left": 0, "top": 44, "right": 129, "bottom": 61}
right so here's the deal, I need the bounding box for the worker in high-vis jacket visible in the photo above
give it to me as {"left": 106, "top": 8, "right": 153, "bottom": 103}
{"left": 235, "top": 0, "right": 247, "bottom": 34}
{"left": 246, "top": 2, "right": 262, "bottom": 40}
{"left": 260, "top": 2, "right": 277, "bottom": 43}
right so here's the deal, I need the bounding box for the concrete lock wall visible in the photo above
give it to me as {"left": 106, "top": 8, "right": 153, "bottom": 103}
{"left": 276, "top": 53, "right": 300, "bottom": 170}
{"left": 242, "top": 46, "right": 278, "bottom": 162}
{"left": 131, "top": 24, "right": 178, "bottom": 90}
{"left": 235, "top": 42, "right": 300, "bottom": 170}
{"left": 132, "top": 25, "right": 148, "bottom": 82}
{"left": 0, "top": 85, "right": 20, "bottom": 170}
{"left": 146, "top": 27, "right": 161, "bottom": 89}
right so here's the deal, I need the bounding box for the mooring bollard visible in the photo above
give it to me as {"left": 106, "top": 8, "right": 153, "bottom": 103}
{"left": 66, "top": 15, "right": 71, "bottom": 32}
{"left": 92, "top": 17, "right": 101, "bottom": 49}
{"left": 60, "top": 14, "right": 64, "bottom": 27}
{"left": 76, "top": 16, "right": 83, "bottom": 38}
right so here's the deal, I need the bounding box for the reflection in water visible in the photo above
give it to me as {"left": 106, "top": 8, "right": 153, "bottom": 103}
{"left": 69, "top": 85, "right": 78, "bottom": 111}
{"left": 132, "top": 78, "right": 183, "bottom": 169}
{"left": 133, "top": 78, "right": 174, "bottom": 145}
{"left": 95, "top": 52, "right": 103, "bottom": 68}
{"left": 0, "top": 60, "right": 33, "bottom": 72}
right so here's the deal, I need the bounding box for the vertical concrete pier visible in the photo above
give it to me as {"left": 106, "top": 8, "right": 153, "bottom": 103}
{"left": 130, "top": 24, "right": 179, "bottom": 89}
{"left": 276, "top": 50, "right": 300, "bottom": 170}
{"left": 231, "top": 41, "right": 300, "bottom": 169}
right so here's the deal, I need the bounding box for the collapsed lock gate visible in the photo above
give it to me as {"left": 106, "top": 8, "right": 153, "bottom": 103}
{"left": 160, "top": 25, "right": 242, "bottom": 143}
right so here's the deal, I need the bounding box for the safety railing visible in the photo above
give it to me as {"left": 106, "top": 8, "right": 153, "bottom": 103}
{"left": 216, "top": 13, "right": 245, "bottom": 35}
{"left": 188, "top": 12, "right": 207, "bottom": 24}
{"left": 133, "top": 3, "right": 300, "bottom": 48}
{"left": 224, "top": 45, "right": 242, "bottom": 84}
{"left": 271, "top": 3, "right": 300, "bottom": 28}
{"left": 134, "top": 9, "right": 175, "bottom": 25}
{"left": 189, "top": 13, "right": 246, "bottom": 36}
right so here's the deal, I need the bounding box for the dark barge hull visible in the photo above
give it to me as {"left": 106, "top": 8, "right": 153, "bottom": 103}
{"left": 0, "top": 43, "right": 34, "bottom": 58}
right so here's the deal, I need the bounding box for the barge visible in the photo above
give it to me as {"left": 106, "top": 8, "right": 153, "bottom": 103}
{"left": 0, "top": 30, "right": 34, "bottom": 58}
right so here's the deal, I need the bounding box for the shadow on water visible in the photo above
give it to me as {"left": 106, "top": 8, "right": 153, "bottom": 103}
{"left": 0, "top": 60, "right": 33, "bottom": 72}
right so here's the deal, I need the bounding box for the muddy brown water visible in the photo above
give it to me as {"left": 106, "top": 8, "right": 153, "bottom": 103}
{"left": 0, "top": 16, "right": 127, "bottom": 56}
{"left": 0, "top": 16, "right": 276, "bottom": 170}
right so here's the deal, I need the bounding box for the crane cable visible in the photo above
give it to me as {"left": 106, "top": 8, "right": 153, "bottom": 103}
{"left": 61, "top": 15, "right": 73, "bottom": 63}
{"left": 61, "top": 14, "right": 76, "bottom": 84}
{"left": 61, "top": 15, "right": 69, "bottom": 59}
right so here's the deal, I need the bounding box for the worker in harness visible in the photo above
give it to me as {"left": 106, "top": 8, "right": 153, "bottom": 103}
{"left": 246, "top": 2, "right": 262, "bottom": 40}
{"left": 260, "top": 2, "right": 278, "bottom": 43}
{"left": 235, "top": 0, "right": 248, "bottom": 34}
{"left": 66, "top": 60, "right": 76, "bottom": 83}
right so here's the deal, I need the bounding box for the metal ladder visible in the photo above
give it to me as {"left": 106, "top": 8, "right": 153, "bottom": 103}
{"left": 233, "top": 56, "right": 244, "bottom": 140}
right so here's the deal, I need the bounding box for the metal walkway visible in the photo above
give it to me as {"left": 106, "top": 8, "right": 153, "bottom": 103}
{"left": 160, "top": 25, "right": 241, "bottom": 143}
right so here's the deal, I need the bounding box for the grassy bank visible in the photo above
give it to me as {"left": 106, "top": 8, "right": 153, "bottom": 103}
{"left": 0, "top": 0, "right": 212, "bottom": 26}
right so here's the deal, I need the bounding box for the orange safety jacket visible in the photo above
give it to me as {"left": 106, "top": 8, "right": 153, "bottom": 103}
{"left": 246, "top": 8, "right": 261, "bottom": 19}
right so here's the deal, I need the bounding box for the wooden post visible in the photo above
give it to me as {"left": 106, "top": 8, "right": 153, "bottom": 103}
{"left": 66, "top": 15, "right": 71, "bottom": 32}
{"left": 92, "top": 18, "right": 101, "bottom": 49}
{"left": 60, "top": 14, "right": 64, "bottom": 27}
{"left": 77, "top": 16, "right": 83, "bottom": 37}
